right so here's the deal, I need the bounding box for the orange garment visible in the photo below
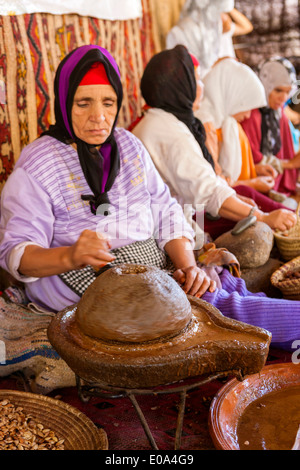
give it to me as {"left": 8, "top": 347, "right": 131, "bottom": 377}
{"left": 214, "top": 124, "right": 257, "bottom": 181}
{"left": 237, "top": 122, "right": 257, "bottom": 180}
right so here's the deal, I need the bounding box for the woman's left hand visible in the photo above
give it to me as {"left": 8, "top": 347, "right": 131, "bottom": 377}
{"left": 255, "top": 163, "right": 278, "bottom": 179}
{"left": 173, "top": 266, "right": 217, "bottom": 298}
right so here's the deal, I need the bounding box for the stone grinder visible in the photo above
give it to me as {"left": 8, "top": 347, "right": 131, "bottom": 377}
{"left": 47, "top": 264, "right": 271, "bottom": 448}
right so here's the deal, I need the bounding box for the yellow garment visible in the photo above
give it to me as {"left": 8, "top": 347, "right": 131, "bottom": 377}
{"left": 214, "top": 124, "right": 257, "bottom": 181}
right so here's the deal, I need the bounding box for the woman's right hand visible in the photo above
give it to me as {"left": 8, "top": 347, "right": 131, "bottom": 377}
{"left": 262, "top": 209, "right": 297, "bottom": 232}
{"left": 173, "top": 265, "right": 216, "bottom": 298}
{"left": 19, "top": 230, "right": 116, "bottom": 278}
{"left": 66, "top": 229, "right": 116, "bottom": 270}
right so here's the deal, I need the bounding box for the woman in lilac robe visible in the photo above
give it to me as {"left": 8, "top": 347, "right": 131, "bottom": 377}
{"left": 0, "top": 45, "right": 208, "bottom": 311}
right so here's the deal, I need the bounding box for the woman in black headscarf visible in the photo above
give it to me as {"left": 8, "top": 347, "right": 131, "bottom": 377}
{"left": 140, "top": 45, "right": 215, "bottom": 169}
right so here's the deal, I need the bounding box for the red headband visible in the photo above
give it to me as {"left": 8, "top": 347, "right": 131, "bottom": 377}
{"left": 190, "top": 54, "right": 200, "bottom": 68}
{"left": 79, "top": 62, "right": 111, "bottom": 86}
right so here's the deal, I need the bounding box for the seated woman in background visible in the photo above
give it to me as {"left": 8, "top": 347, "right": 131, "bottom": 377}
{"left": 132, "top": 45, "right": 296, "bottom": 240}
{"left": 241, "top": 56, "right": 300, "bottom": 196}
{"left": 196, "top": 57, "right": 297, "bottom": 210}
{"left": 196, "top": 57, "right": 277, "bottom": 193}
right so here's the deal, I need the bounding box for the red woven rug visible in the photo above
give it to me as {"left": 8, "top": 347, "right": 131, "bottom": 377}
{"left": 0, "top": 348, "right": 292, "bottom": 451}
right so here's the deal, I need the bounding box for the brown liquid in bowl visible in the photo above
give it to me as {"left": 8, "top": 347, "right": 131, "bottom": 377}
{"left": 237, "top": 385, "right": 300, "bottom": 450}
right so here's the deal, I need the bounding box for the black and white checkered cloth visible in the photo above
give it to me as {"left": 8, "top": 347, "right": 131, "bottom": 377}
{"left": 59, "top": 237, "right": 174, "bottom": 297}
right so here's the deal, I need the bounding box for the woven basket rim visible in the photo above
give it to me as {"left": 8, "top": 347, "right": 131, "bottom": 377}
{"left": 274, "top": 231, "right": 300, "bottom": 241}
{"left": 0, "top": 390, "right": 108, "bottom": 450}
{"left": 271, "top": 255, "right": 300, "bottom": 290}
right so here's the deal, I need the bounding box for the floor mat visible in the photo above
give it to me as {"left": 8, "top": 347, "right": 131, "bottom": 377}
{"left": 0, "top": 348, "right": 293, "bottom": 450}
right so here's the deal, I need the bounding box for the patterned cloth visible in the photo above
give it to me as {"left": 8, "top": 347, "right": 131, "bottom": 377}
{"left": 197, "top": 243, "right": 240, "bottom": 277}
{"left": 59, "top": 237, "right": 174, "bottom": 297}
{"left": 0, "top": 295, "right": 76, "bottom": 394}
{"left": 0, "top": 4, "right": 155, "bottom": 191}
{"left": 0, "top": 1, "right": 142, "bottom": 20}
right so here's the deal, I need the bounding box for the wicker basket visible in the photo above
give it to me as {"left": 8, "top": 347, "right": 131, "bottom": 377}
{"left": 274, "top": 202, "right": 300, "bottom": 261}
{"left": 271, "top": 255, "right": 300, "bottom": 300}
{"left": 0, "top": 390, "right": 108, "bottom": 450}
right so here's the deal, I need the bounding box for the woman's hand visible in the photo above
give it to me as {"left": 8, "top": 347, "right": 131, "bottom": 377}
{"left": 173, "top": 265, "right": 217, "bottom": 298}
{"left": 252, "top": 176, "right": 275, "bottom": 193}
{"left": 66, "top": 229, "right": 115, "bottom": 270}
{"left": 19, "top": 230, "right": 116, "bottom": 278}
{"left": 262, "top": 209, "right": 297, "bottom": 232}
{"left": 165, "top": 238, "right": 216, "bottom": 297}
{"left": 282, "top": 150, "right": 300, "bottom": 170}
{"left": 255, "top": 163, "right": 278, "bottom": 179}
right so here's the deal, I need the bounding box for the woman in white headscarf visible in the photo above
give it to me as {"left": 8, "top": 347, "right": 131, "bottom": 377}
{"left": 166, "top": 0, "right": 234, "bottom": 78}
{"left": 196, "top": 57, "right": 280, "bottom": 195}
{"left": 242, "top": 56, "right": 300, "bottom": 196}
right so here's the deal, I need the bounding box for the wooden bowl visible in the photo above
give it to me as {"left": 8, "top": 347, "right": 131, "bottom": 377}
{"left": 0, "top": 390, "right": 108, "bottom": 450}
{"left": 208, "top": 362, "right": 300, "bottom": 450}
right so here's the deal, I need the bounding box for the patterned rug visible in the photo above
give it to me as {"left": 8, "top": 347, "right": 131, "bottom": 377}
{"left": 0, "top": 0, "right": 156, "bottom": 191}
{"left": 0, "top": 347, "right": 292, "bottom": 450}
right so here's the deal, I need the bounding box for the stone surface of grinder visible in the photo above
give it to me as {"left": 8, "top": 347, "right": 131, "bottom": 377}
{"left": 75, "top": 264, "right": 192, "bottom": 342}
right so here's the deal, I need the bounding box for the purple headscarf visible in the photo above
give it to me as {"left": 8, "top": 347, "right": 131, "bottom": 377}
{"left": 42, "top": 45, "right": 123, "bottom": 215}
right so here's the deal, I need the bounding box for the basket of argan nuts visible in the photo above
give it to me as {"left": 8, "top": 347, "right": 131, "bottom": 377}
{"left": 0, "top": 390, "right": 108, "bottom": 450}
{"left": 271, "top": 255, "right": 300, "bottom": 300}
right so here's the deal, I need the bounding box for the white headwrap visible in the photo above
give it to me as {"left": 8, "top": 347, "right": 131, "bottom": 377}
{"left": 179, "top": 0, "right": 234, "bottom": 21}
{"left": 196, "top": 58, "right": 267, "bottom": 182}
{"left": 258, "top": 56, "right": 297, "bottom": 102}
{"left": 166, "top": 0, "right": 235, "bottom": 78}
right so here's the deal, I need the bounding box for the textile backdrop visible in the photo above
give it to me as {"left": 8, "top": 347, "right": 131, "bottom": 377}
{"left": 0, "top": 0, "right": 158, "bottom": 191}
{"left": 234, "top": 0, "right": 300, "bottom": 75}
{"left": 0, "top": 0, "right": 143, "bottom": 20}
